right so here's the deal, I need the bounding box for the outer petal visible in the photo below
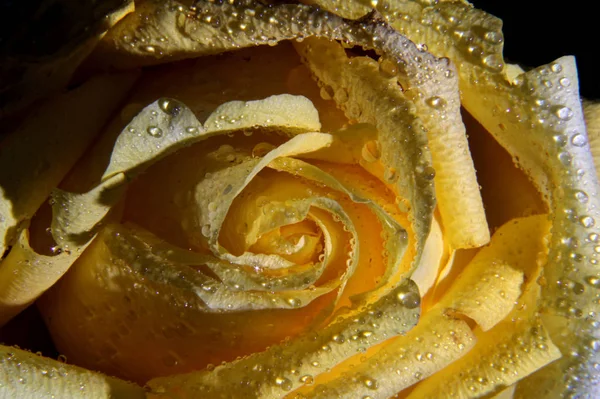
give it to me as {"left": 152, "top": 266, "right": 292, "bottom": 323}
{"left": 0, "top": 72, "right": 138, "bottom": 255}
{"left": 0, "top": 73, "right": 138, "bottom": 326}
{"left": 584, "top": 101, "right": 600, "bottom": 172}
{"left": 0, "top": 230, "right": 88, "bottom": 326}
{"left": 326, "top": 2, "right": 600, "bottom": 395}
{"left": 0, "top": 344, "right": 144, "bottom": 398}
{"left": 146, "top": 280, "right": 421, "bottom": 398}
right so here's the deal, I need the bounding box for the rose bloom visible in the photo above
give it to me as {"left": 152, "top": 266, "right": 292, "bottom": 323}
{"left": 0, "top": 0, "right": 598, "bottom": 398}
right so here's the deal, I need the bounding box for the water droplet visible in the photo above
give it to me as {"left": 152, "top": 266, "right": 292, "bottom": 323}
{"left": 275, "top": 376, "right": 293, "bottom": 391}
{"left": 551, "top": 63, "right": 563, "bottom": 73}
{"left": 397, "top": 290, "right": 420, "bottom": 309}
{"left": 585, "top": 276, "right": 600, "bottom": 288}
{"left": 580, "top": 216, "right": 595, "bottom": 228}
{"left": 571, "top": 134, "right": 587, "bottom": 147}
{"left": 482, "top": 54, "right": 504, "bottom": 72}
{"left": 572, "top": 282, "right": 585, "bottom": 295}
{"left": 158, "top": 98, "right": 181, "bottom": 116}
{"left": 378, "top": 57, "right": 398, "bottom": 78}
{"left": 422, "top": 166, "right": 436, "bottom": 180}
{"left": 147, "top": 126, "right": 163, "bottom": 138}
{"left": 332, "top": 334, "right": 345, "bottom": 343}
{"left": 574, "top": 191, "right": 589, "bottom": 203}
{"left": 558, "top": 152, "right": 572, "bottom": 166}
{"left": 425, "top": 96, "right": 446, "bottom": 109}
{"left": 361, "top": 140, "right": 381, "bottom": 162}
{"left": 554, "top": 106, "right": 574, "bottom": 121}
{"left": 483, "top": 31, "right": 504, "bottom": 44}
{"left": 362, "top": 377, "right": 378, "bottom": 390}
{"left": 186, "top": 126, "right": 198, "bottom": 134}
{"left": 559, "top": 77, "right": 571, "bottom": 87}
{"left": 287, "top": 298, "right": 301, "bottom": 307}
{"left": 553, "top": 134, "right": 567, "bottom": 147}
{"left": 300, "top": 375, "right": 314, "bottom": 385}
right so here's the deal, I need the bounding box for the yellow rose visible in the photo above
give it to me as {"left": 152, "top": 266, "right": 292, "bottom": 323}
{"left": 0, "top": 1, "right": 598, "bottom": 398}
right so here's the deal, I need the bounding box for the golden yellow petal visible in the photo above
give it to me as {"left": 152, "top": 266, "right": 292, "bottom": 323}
{"left": 293, "top": 307, "right": 475, "bottom": 398}
{"left": 146, "top": 279, "right": 421, "bottom": 397}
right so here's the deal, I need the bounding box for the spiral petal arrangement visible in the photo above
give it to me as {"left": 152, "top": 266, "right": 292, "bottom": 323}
{"left": 0, "top": 1, "right": 598, "bottom": 398}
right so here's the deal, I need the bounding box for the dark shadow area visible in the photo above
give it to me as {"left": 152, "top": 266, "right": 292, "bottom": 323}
{"left": 0, "top": 304, "right": 58, "bottom": 359}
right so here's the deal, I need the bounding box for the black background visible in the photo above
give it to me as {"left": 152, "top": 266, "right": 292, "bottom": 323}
{"left": 471, "top": 1, "right": 597, "bottom": 100}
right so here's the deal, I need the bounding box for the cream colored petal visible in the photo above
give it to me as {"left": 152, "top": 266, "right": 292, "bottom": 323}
{"left": 51, "top": 174, "right": 127, "bottom": 251}
{"left": 0, "top": 72, "right": 138, "bottom": 255}
{"left": 0, "top": 344, "right": 144, "bottom": 399}
{"left": 102, "top": 94, "right": 321, "bottom": 181}
{"left": 584, "top": 100, "right": 600, "bottom": 173}
{"left": 0, "top": 230, "right": 86, "bottom": 327}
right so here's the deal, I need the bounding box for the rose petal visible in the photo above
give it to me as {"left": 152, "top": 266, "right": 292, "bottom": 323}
{"left": 0, "top": 73, "right": 138, "bottom": 326}
{"left": 0, "top": 344, "right": 144, "bottom": 398}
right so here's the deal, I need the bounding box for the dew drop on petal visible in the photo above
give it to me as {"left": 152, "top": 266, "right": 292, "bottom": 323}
{"left": 422, "top": 166, "right": 436, "bottom": 180}
{"left": 580, "top": 216, "right": 595, "bottom": 228}
{"left": 482, "top": 54, "right": 504, "bottom": 72}
{"left": 574, "top": 191, "right": 589, "bottom": 203}
{"left": 571, "top": 134, "right": 587, "bottom": 147}
{"left": 585, "top": 276, "right": 600, "bottom": 289}
{"left": 425, "top": 96, "right": 446, "bottom": 109}
{"left": 300, "top": 375, "right": 314, "bottom": 385}
{"left": 397, "top": 290, "right": 421, "bottom": 309}
{"left": 483, "top": 31, "right": 504, "bottom": 44}
{"left": 362, "top": 377, "right": 378, "bottom": 390}
{"left": 558, "top": 152, "right": 572, "bottom": 166}
{"left": 147, "top": 126, "right": 163, "bottom": 138}
{"left": 559, "top": 77, "right": 571, "bottom": 87}
{"left": 275, "top": 376, "right": 293, "bottom": 391}
{"left": 287, "top": 297, "right": 301, "bottom": 307}
{"left": 158, "top": 98, "right": 181, "bottom": 116}
{"left": 554, "top": 106, "right": 574, "bottom": 121}
{"left": 378, "top": 57, "right": 398, "bottom": 79}
{"left": 551, "top": 63, "right": 563, "bottom": 73}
